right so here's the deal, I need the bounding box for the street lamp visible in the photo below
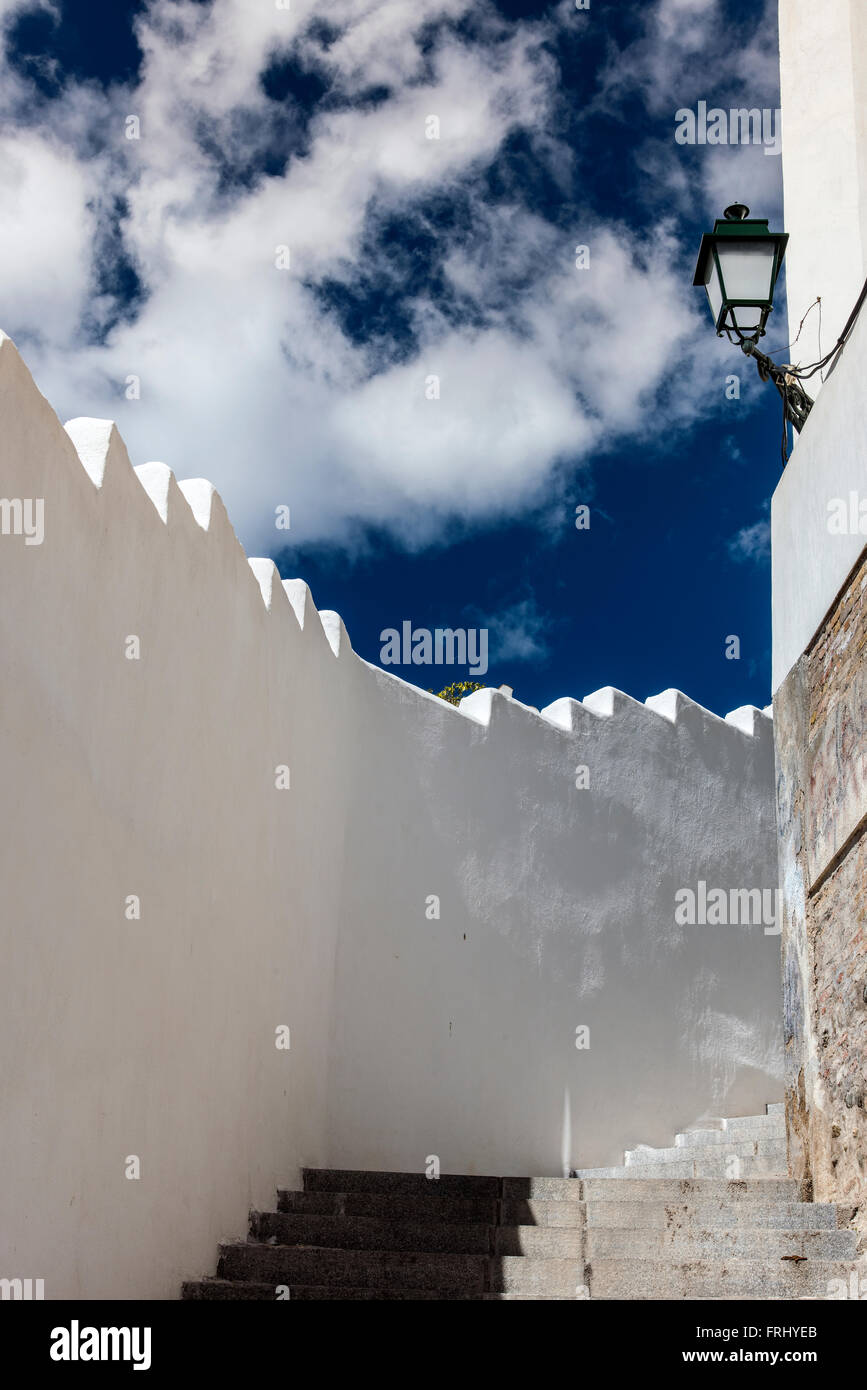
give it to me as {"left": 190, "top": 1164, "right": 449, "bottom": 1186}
{"left": 693, "top": 202, "right": 787, "bottom": 343}
{"left": 693, "top": 204, "right": 813, "bottom": 436}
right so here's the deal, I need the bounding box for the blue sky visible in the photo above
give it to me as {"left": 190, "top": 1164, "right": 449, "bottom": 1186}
{"left": 0, "top": 0, "right": 788, "bottom": 714}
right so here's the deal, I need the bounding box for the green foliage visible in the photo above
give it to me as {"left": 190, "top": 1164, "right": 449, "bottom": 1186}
{"left": 428, "top": 680, "right": 487, "bottom": 707}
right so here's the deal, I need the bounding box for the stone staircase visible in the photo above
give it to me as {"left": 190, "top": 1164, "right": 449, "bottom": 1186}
{"left": 573, "top": 1102, "right": 790, "bottom": 1181}
{"left": 182, "top": 1106, "right": 863, "bottom": 1300}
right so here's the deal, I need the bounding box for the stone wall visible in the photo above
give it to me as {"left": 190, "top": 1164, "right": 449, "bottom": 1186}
{"left": 774, "top": 544, "right": 867, "bottom": 1238}
{"left": 775, "top": 0, "right": 867, "bottom": 1246}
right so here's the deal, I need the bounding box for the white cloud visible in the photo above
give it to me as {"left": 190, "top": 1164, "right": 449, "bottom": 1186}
{"left": 0, "top": 0, "right": 782, "bottom": 553}
{"left": 0, "top": 0, "right": 58, "bottom": 22}
{"left": 727, "top": 517, "right": 770, "bottom": 564}
{"left": 0, "top": 130, "right": 95, "bottom": 344}
{"left": 480, "top": 596, "right": 554, "bottom": 667}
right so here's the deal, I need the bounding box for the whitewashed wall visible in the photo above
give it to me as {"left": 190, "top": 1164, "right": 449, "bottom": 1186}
{"left": 327, "top": 679, "right": 783, "bottom": 1177}
{"left": 771, "top": 308, "right": 867, "bottom": 690}
{"left": 0, "top": 331, "right": 782, "bottom": 1298}
{"left": 774, "top": 0, "right": 867, "bottom": 687}
{"left": 0, "top": 332, "right": 352, "bottom": 1300}
{"left": 779, "top": 0, "right": 867, "bottom": 395}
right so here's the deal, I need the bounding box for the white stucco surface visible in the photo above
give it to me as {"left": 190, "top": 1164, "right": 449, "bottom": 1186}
{"left": 773, "top": 0, "right": 867, "bottom": 687}
{"left": 771, "top": 307, "right": 867, "bottom": 690}
{"left": 0, "top": 331, "right": 783, "bottom": 1297}
{"left": 326, "top": 681, "right": 783, "bottom": 1181}
{"left": 778, "top": 0, "right": 867, "bottom": 391}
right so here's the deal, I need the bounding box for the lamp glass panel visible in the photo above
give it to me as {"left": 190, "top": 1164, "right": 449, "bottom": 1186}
{"left": 703, "top": 255, "right": 723, "bottom": 325}
{"left": 729, "top": 303, "right": 764, "bottom": 333}
{"left": 716, "top": 241, "right": 776, "bottom": 305}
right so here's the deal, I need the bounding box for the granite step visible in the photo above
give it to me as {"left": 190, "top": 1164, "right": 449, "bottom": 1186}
{"left": 675, "top": 1118, "right": 785, "bottom": 1146}
{"left": 216, "top": 1239, "right": 583, "bottom": 1296}
{"left": 579, "top": 1178, "right": 802, "bottom": 1202}
{"left": 576, "top": 1152, "right": 787, "bottom": 1179}
{"left": 585, "top": 1225, "right": 857, "bottom": 1261}
{"left": 251, "top": 1209, "right": 583, "bottom": 1258}
{"left": 277, "top": 1189, "right": 498, "bottom": 1224}
{"left": 302, "top": 1169, "right": 499, "bottom": 1199}
{"left": 217, "top": 1240, "right": 486, "bottom": 1292}
{"left": 624, "top": 1140, "right": 787, "bottom": 1166}
{"left": 585, "top": 1199, "right": 844, "bottom": 1230}
{"left": 588, "top": 1257, "right": 861, "bottom": 1300}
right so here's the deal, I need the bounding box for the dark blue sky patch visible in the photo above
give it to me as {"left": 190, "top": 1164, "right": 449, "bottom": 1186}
{"left": 5, "top": 0, "right": 145, "bottom": 92}
{"left": 488, "top": 0, "right": 560, "bottom": 19}
{"left": 328, "top": 82, "right": 393, "bottom": 113}
{"left": 192, "top": 101, "right": 315, "bottom": 194}
{"left": 482, "top": 126, "right": 575, "bottom": 214}
{"left": 260, "top": 51, "right": 329, "bottom": 108}
{"left": 305, "top": 17, "right": 342, "bottom": 52}
{"left": 79, "top": 195, "right": 146, "bottom": 343}
{"left": 311, "top": 190, "right": 489, "bottom": 361}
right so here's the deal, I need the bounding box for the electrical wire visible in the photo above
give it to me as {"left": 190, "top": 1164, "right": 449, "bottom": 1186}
{"left": 788, "top": 275, "right": 867, "bottom": 380}
{"left": 770, "top": 275, "right": 867, "bottom": 464}
{"left": 765, "top": 296, "right": 821, "bottom": 358}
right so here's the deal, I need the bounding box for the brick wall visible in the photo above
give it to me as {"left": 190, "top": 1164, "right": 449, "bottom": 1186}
{"left": 775, "top": 543, "right": 867, "bottom": 1243}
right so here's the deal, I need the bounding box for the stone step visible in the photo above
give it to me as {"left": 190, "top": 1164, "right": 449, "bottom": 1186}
{"left": 689, "top": 1152, "right": 788, "bottom": 1178}
{"left": 675, "top": 1118, "right": 785, "bottom": 1146}
{"left": 719, "top": 1109, "right": 786, "bottom": 1132}
{"left": 278, "top": 1190, "right": 585, "bottom": 1228}
{"left": 500, "top": 1177, "right": 582, "bottom": 1202}
{"left": 577, "top": 1152, "right": 786, "bottom": 1180}
{"left": 484, "top": 1292, "right": 575, "bottom": 1301}
{"left": 625, "top": 1154, "right": 786, "bottom": 1180}
{"left": 183, "top": 1279, "right": 570, "bottom": 1300}
{"left": 500, "top": 1199, "right": 584, "bottom": 1228}
{"left": 301, "top": 1170, "right": 587, "bottom": 1203}
{"left": 586, "top": 1226, "right": 857, "bottom": 1261}
{"left": 216, "top": 1245, "right": 583, "bottom": 1295}
{"left": 251, "top": 1210, "right": 490, "bottom": 1255}
{"left": 302, "top": 1168, "right": 499, "bottom": 1199}
{"left": 588, "top": 1257, "right": 860, "bottom": 1300}
{"left": 625, "top": 1139, "right": 787, "bottom": 1165}
{"left": 218, "top": 1240, "right": 582, "bottom": 1295}
{"left": 183, "top": 1279, "right": 484, "bottom": 1300}
{"left": 679, "top": 1107, "right": 785, "bottom": 1133}
{"left": 767, "top": 1103, "right": 785, "bottom": 1115}
{"left": 585, "top": 1200, "right": 844, "bottom": 1230}
{"left": 218, "top": 1241, "right": 485, "bottom": 1292}
{"left": 489, "top": 1256, "right": 580, "bottom": 1295}
{"left": 277, "top": 1189, "right": 498, "bottom": 1224}
{"left": 580, "top": 1178, "right": 802, "bottom": 1202}
{"left": 251, "top": 1210, "right": 583, "bottom": 1258}
{"left": 183, "top": 1279, "right": 290, "bottom": 1300}
{"left": 576, "top": 1163, "right": 697, "bottom": 1180}
{"left": 494, "top": 1227, "right": 583, "bottom": 1258}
